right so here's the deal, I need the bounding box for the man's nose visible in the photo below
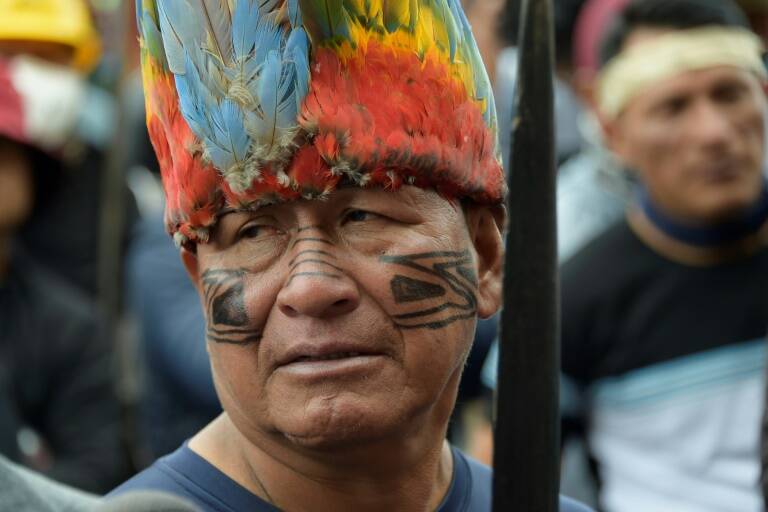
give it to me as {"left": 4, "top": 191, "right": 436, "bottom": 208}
{"left": 277, "top": 256, "right": 361, "bottom": 319}
{"left": 689, "top": 100, "right": 734, "bottom": 149}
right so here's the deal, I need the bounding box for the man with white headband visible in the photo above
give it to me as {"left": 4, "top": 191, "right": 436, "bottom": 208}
{"left": 560, "top": 0, "right": 768, "bottom": 510}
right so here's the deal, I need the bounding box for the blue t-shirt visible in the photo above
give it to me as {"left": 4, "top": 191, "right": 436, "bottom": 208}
{"left": 110, "top": 443, "right": 591, "bottom": 511}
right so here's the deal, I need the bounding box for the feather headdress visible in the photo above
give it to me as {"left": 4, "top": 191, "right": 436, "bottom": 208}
{"left": 137, "top": 0, "right": 504, "bottom": 245}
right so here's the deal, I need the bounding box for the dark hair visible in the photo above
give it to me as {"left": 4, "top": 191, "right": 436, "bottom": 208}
{"left": 497, "top": 0, "right": 588, "bottom": 68}
{"left": 598, "top": 0, "right": 750, "bottom": 67}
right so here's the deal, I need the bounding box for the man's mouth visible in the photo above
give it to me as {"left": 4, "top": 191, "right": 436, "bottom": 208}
{"left": 275, "top": 342, "right": 389, "bottom": 379}
{"left": 277, "top": 341, "right": 385, "bottom": 366}
{"left": 698, "top": 160, "right": 741, "bottom": 182}
{"left": 293, "top": 352, "right": 366, "bottom": 362}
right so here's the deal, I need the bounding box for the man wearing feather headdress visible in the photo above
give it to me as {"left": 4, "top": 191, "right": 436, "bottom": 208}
{"left": 112, "top": 0, "right": 591, "bottom": 510}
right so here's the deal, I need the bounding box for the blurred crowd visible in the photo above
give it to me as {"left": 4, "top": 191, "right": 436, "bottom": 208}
{"left": 0, "top": 0, "right": 766, "bottom": 510}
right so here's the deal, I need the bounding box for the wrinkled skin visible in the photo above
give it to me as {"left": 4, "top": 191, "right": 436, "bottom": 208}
{"left": 185, "top": 186, "right": 503, "bottom": 450}
{"left": 181, "top": 186, "right": 504, "bottom": 510}
{"left": 605, "top": 30, "right": 767, "bottom": 225}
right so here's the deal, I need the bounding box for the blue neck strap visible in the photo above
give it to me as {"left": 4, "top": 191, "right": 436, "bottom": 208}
{"left": 638, "top": 180, "right": 768, "bottom": 247}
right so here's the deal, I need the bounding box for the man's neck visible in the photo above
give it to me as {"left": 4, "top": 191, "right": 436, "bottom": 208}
{"left": 628, "top": 206, "right": 768, "bottom": 266}
{"left": 190, "top": 414, "right": 454, "bottom": 512}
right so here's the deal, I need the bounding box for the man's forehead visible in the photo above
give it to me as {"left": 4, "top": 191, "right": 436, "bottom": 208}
{"left": 222, "top": 186, "right": 445, "bottom": 219}
{"left": 621, "top": 27, "right": 674, "bottom": 52}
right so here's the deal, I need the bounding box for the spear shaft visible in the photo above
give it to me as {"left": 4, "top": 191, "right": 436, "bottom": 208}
{"left": 492, "top": 0, "right": 559, "bottom": 510}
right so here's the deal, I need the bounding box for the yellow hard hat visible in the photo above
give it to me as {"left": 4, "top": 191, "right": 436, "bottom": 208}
{"left": 0, "top": 0, "right": 102, "bottom": 72}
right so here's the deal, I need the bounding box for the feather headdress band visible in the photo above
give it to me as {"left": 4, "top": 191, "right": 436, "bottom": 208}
{"left": 137, "top": 0, "right": 504, "bottom": 245}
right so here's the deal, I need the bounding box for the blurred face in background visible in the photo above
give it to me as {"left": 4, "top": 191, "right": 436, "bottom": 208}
{"left": 0, "top": 40, "right": 74, "bottom": 66}
{"left": 605, "top": 29, "right": 767, "bottom": 225}
{"left": 0, "top": 140, "right": 33, "bottom": 234}
{"left": 0, "top": 39, "right": 86, "bottom": 170}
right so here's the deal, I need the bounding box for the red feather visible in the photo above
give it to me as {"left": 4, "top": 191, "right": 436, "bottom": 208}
{"left": 301, "top": 42, "right": 502, "bottom": 203}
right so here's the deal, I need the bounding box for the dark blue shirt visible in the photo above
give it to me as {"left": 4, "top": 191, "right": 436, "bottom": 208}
{"left": 111, "top": 443, "right": 591, "bottom": 511}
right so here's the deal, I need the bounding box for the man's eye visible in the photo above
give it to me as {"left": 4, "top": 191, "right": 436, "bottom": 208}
{"left": 343, "top": 209, "right": 376, "bottom": 223}
{"left": 714, "top": 85, "right": 746, "bottom": 103}
{"left": 237, "top": 224, "right": 269, "bottom": 240}
{"left": 658, "top": 97, "right": 687, "bottom": 117}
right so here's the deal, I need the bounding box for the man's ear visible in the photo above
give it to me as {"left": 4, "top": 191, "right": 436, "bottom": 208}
{"left": 465, "top": 204, "right": 505, "bottom": 319}
{"left": 599, "top": 111, "right": 631, "bottom": 164}
{"left": 572, "top": 70, "right": 596, "bottom": 109}
{"left": 180, "top": 246, "right": 203, "bottom": 293}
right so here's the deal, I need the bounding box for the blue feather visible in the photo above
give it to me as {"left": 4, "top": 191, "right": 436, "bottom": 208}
{"left": 446, "top": 0, "right": 462, "bottom": 61}
{"left": 253, "top": 19, "right": 283, "bottom": 65}
{"left": 447, "top": 0, "right": 466, "bottom": 47}
{"left": 258, "top": 0, "right": 281, "bottom": 13}
{"left": 190, "top": 49, "right": 226, "bottom": 100}
{"left": 156, "top": 0, "right": 310, "bottom": 188}
{"left": 448, "top": 0, "right": 493, "bottom": 123}
{"left": 136, "top": 0, "right": 143, "bottom": 31}
{"left": 230, "top": 4, "right": 283, "bottom": 88}
{"left": 243, "top": 21, "right": 284, "bottom": 101}
{"left": 276, "top": 67, "right": 298, "bottom": 130}
{"left": 175, "top": 54, "right": 215, "bottom": 136}
{"left": 232, "top": 0, "right": 261, "bottom": 59}
{"left": 288, "top": 0, "right": 302, "bottom": 27}
{"left": 157, "top": 0, "right": 200, "bottom": 74}
{"left": 208, "top": 99, "right": 250, "bottom": 169}
{"left": 254, "top": 50, "right": 282, "bottom": 147}
{"left": 223, "top": 100, "right": 250, "bottom": 164}
{"left": 286, "top": 28, "right": 309, "bottom": 111}
{"left": 193, "top": 0, "right": 233, "bottom": 64}
{"left": 204, "top": 139, "right": 234, "bottom": 174}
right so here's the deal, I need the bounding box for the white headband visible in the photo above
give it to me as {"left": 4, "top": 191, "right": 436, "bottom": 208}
{"left": 597, "top": 27, "right": 767, "bottom": 119}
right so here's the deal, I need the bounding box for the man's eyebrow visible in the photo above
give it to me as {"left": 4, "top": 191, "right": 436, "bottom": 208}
{"left": 212, "top": 210, "right": 279, "bottom": 243}
{"left": 218, "top": 210, "right": 279, "bottom": 226}
{"left": 712, "top": 78, "right": 750, "bottom": 91}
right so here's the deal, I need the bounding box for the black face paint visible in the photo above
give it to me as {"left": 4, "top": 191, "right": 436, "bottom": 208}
{"left": 201, "top": 269, "right": 262, "bottom": 345}
{"left": 390, "top": 275, "right": 446, "bottom": 303}
{"left": 288, "top": 249, "right": 333, "bottom": 265}
{"left": 380, "top": 250, "right": 478, "bottom": 330}
{"left": 284, "top": 233, "right": 343, "bottom": 286}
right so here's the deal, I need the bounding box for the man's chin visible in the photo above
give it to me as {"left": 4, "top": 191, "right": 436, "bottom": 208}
{"left": 692, "top": 197, "right": 762, "bottom": 224}
{"left": 273, "top": 398, "right": 411, "bottom": 450}
{"left": 691, "top": 178, "right": 764, "bottom": 221}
